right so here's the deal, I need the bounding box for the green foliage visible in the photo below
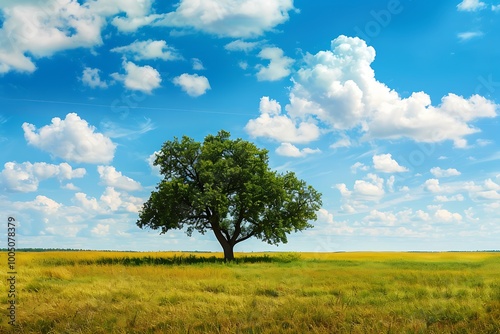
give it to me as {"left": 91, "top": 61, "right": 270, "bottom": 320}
{"left": 137, "top": 130, "right": 322, "bottom": 260}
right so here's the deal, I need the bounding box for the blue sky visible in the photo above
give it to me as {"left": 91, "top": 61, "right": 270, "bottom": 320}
{"left": 1, "top": 0, "right": 499, "bottom": 252}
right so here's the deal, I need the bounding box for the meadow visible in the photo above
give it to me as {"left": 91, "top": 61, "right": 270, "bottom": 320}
{"left": 1, "top": 251, "right": 499, "bottom": 333}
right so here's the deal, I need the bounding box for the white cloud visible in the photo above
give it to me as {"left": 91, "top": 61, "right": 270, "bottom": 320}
{"left": 224, "top": 39, "right": 260, "bottom": 52}
{"left": 173, "top": 73, "right": 211, "bottom": 97}
{"left": 457, "top": 0, "right": 487, "bottom": 11}
{"left": 493, "top": 5, "right": 500, "bottom": 11}
{"left": 424, "top": 179, "right": 442, "bottom": 193}
{"left": 373, "top": 154, "right": 408, "bottom": 173}
{"left": 0, "top": 162, "right": 85, "bottom": 192}
{"left": 74, "top": 187, "right": 143, "bottom": 214}
{"left": 192, "top": 58, "right": 205, "bottom": 70}
{"left": 335, "top": 183, "right": 352, "bottom": 197}
{"left": 351, "top": 162, "right": 369, "bottom": 173}
{"left": 435, "top": 194, "right": 465, "bottom": 202}
{"left": 330, "top": 134, "right": 352, "bottom": 149}
{"left": 275, "top": 143, "right": 321, "bottom": 157}
{"left": 22, "top": 113, "right": 116, "bottom": 164}
{"left": 259, "top": 96, "right": 282, "bottom": 115}
{"left": 156, "top": 0, "right": 295, "bottom": 38}
{"left": 457, "top": 31, "right": 484, "bottom": 41}
{"left": 317, "top": 208, "right": 334, "bottom": 224}
{"left": 430, "top": 167, "right": 461, "bottom": 178}
{"left": 336, "top": 174, "right": 388, "bottom": 214}
{"left": 0, "top": 0, "right": 105, "bottom": 74}
{"left": 256, "top": 47, "right": 294, "bottom": 81}
{"left": 111, "top": 39, "right": 181, "bottom": 61}
{"left": 434, "top": 209, "right": 463, "bottom": 223}
{"left": 364, "top": 210, "right": 397, "bottom": 226}
{"left": 91, "top": 223, "right": 109, "bottom": 236}
{"left": 245, "top": 97, "right": 320, "bottom": 143}
{"left": 97, "top": 166, "right": 142, "bottom": 191}
{"left": 282, "top": 35, "right": 498, "bottom": 148}
{"left": 81, "top": 67, "right": 108, "bottom": 88}
{"left": 354, "top": 173, "right": 385, "bottom": 199}
{"left": 89, "top": 0, "right": 161, "bottom": 32}
{"left": 386, "top": 175, "right": 395, "bottom": 192}
{"left": 147, "top": 151, "right": 161, "bottom": 176}
{"left": 111, "top": 61, "right": 162, "bottom": 94}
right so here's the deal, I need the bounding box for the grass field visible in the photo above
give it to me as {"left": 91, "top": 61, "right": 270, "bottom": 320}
{"left": 1, "top": 251, "right": 499, "bottom": 333}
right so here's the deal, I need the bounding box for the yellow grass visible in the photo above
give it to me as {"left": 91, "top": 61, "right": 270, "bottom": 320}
{"left": 1, "top": 251, "right": 499, "bottom": 333}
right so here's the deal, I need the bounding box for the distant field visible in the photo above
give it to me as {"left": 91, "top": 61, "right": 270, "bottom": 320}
{"left": 1, "top": 251, "right": 499, "bottom": 333}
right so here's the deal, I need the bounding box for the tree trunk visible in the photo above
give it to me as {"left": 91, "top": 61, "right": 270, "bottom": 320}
{"left": 222, "top": 242, "right": 235, "bottom": 262}
{"left": 210, "top": 222, "right": 235, "bottom": 262}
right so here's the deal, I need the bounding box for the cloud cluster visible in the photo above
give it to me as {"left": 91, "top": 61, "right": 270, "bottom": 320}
{"left": 156, "top": 0, "right": 295, "bottom": 38}
{"left": 0, "top": 162, "right": 86, "bottom": 192}
{"left": 0, "top": 0, "right": 165, "bottom": 74}
{"left": 246, "top": 36, "right": 498, "bottom": 149}
{"left": 245, "top": 96, "right": 320, "bottom": 143}
{"left": 22, "top": 113, "right": 116, "bottom": 164}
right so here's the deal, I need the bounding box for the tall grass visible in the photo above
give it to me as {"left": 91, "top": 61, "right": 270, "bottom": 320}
{"left": 0, "top": 251, "right": 499, "bottom": 333}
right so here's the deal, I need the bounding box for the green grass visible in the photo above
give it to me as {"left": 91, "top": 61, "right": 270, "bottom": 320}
{"left": 1, "top": 251, "right": 499, "bottom": 333}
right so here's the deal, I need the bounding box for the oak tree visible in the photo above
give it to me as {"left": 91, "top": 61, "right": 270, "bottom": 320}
{"left": 137, "top": 130, "right": 322, "bottom": 261}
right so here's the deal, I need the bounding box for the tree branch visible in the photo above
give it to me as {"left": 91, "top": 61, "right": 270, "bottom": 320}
{"left": 235, "top": 231, "right": 255, "bottom": 244}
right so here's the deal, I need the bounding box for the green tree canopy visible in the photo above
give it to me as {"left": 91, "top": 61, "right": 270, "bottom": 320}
{"left": 137, "top": 130, "right": 322, "bottom": 261}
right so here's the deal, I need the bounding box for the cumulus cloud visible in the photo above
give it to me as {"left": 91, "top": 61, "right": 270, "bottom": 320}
{"left": 172, "top": 73, "right": 211, "bottom": 97}
{"left": 373, "top": 154, "right": 408, "bottom": 173}
{"left": 354, "top": 173, "right": 385, "bottom": 199}
{"left": 0, "top": 161, "right": 86, "bottom": 192}
{"left": 457, "top": 0, "right": 487, "bottom": 11}
{"left": 434, "top": 209, "right": 463, "bottom": 223}
{"left": 97, "top": 166, "right": 142, "bottom": 191}
{"left": 111, "top": 61, "right": 161, "bottom": 94}
{"left": 0, "top": 0, "right": 165, "bottom": 74}
{"left": 317, "top": 208, "right": 334, "bottom": 224}
{"left": 156, "top": 0, "right": 295, "bottom": 38}
{"left": 278, "top": 35, "right": 498, "bottom": 148}
{"left": 430, "top": 167, "right": 461, "bottom": 178}
{"left": 335, "top": 174, "right": 392, "bottom": 213}
{"left": 74, "top": 187, "right": 143, "bottom": 214}
{"left": 245, "top": 96, "right": 320, "bottom": 143}
{"left": 424, "top": 179, "right": 442, "bottom": 193}
{"left": 22, "top": 113, "right": 116, "bottom": 164}
{"left": 0, "top": 0, "right": 105, "bottom": 74}
{"left": 256, "top": 47, "right": 294, "bottom": 81}
{"left": 275, "top": 143, "right": 321, "bottom": 157}
{"left": 111, "top": 39, "right": 181, "bottom": 61}
{"left": 81, "top": 67, "right": 108, "bottom": 88}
